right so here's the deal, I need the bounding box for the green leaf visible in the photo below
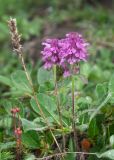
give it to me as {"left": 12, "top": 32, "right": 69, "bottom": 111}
{"left": 97, "top": 149, "right": 114, "bottom": 159}
{"left": 95, "top": 83, "right": 107, "bottom": 99}
{"left": 109, "top": 74, "right": 114, "bottom": 102}
{"left": 0, "top": 142, "right": 15, "bottom": 151}
{"left": 22, "top": 131, "right": 40, "bottom": 149}
{"left": 0, "top": 75, "right": 12, "bottom": 86}
{"left": 0, "top": 117, "right": 12, "bottom": 129}
{"left": 39, "top": 81, "right": 54, "bottom": 93}
{"left": 90, "top": 93, "right": 111, "bottom": 122}
{"left": 88, "top": 119, "right": 99, "bottom": 138}
{"left": 30, "top": 93, "right": 59, "bottom": 123}
{"left": 0, "top": 151, "right": 14, "bottom": 160}
{"left": 30, "top": 93, "right": 56, "bottom": 114}
{"left": 81, "top": 63, "right": 91, "bottom": 78}
{"left": 109, "top": 74, "right": 114, "bottom": 95}
{"left": 21, "top": 118, "right": 47, "bottom": 132}
{"left": 24, "top": 154, "right": 36, "bottom": 160}
{"left": 11, "top": 70, "right": 32, "bottom": 96}
{"left": 110, "top": 135, "right": 114, "bottom": 148}
{"left": 65, "top": 138, "right": 76, "bottom": 160}
{"left": 37, "top": 67, "right": 53, "bottom": 85}
{"left": 30, "top": 93, "right": 59, "bottom": 124}
{"left": 78, "top": 124, "right": 88, "bottom": 132}
{"left": 89, "top": 65, "right": 103, "bottom": 81}
{"left": 1, "top": 100, "right": 12, "bottom": 114}
{"left": 1, "top": 100, "right": 24, "bottom": 117}
{"left": 38, "top": 93, "right": 56, "bottom": 112}
{"left": 77, "top": 96, "right": 92, "bottom": 110}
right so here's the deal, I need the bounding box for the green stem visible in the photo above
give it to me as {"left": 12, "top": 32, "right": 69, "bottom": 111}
{"left": 71, "top": 75, "right": 79, "bottom": 153}
{"left": 54, "top": 65, "right": 66, "bottom": 152}
{"left": 72, "top": 75, "right": 75, "bottom": 126}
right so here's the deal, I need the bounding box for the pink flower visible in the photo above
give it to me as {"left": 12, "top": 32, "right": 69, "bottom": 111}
{"left": 41, "top": 32, "right": 89, "bottom": 77}
{"left": 63, "top": 70, "right": 71, "bottom": 77}
{"left": 59, "top": 32, "right": 89, "bottom": 65}
{"left": 41, "top": 39, "right": 60, "bottom": 69}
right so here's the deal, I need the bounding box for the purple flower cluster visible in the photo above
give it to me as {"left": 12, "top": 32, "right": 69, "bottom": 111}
{"left": 41, "top": 39, "right": 60, "bottom": 69}
{"left": 41, "top": 32, "right": 89, "bottom": 77}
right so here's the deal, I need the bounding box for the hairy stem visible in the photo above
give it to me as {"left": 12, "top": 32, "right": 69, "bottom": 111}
{"left": 54, "top": 65, "right": 66, "bottom": 152}
{"left": 71, "top": 75, "right": 79, "bottom": 153}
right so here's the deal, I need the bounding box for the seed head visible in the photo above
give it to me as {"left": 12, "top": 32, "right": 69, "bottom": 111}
{"left": 8, "top": 18, "right": 22, "bottom": 54}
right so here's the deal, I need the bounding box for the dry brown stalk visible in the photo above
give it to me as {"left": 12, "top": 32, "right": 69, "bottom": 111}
{"left": 8, "top": 18, "right": 63, "bottom": 156}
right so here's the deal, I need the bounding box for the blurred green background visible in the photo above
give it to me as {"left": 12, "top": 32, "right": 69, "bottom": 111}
{"left": 0, "top": 1, "right": 114, "bottom": 159}
{"left": 0, "top": 0, "right": 114, "bottom": 87}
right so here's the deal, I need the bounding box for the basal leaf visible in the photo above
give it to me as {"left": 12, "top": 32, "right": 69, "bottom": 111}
{"left": 22, "top": 131, "right": 40, "bottom": 149}
{"left": 21, "top": 118, "right": 47, "bottom": 132}
{"left": 30, "top": 93, "right": 56, "bottom": 113}
{"left": 30, "top": 93, "right": 59, "bottom": 124}
{"left": 11, "top": 70, "right": 32, "bottom": 96}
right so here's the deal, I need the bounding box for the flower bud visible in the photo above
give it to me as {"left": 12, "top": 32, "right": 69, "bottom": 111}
{"left": 15, "top": 127, "right": 22, "bottom": 136}
{"left": 11, "top": 108, "right": 17, "bottom": 114}
{"left": 15, "top": 107, "right": 20, "bottom": 113}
